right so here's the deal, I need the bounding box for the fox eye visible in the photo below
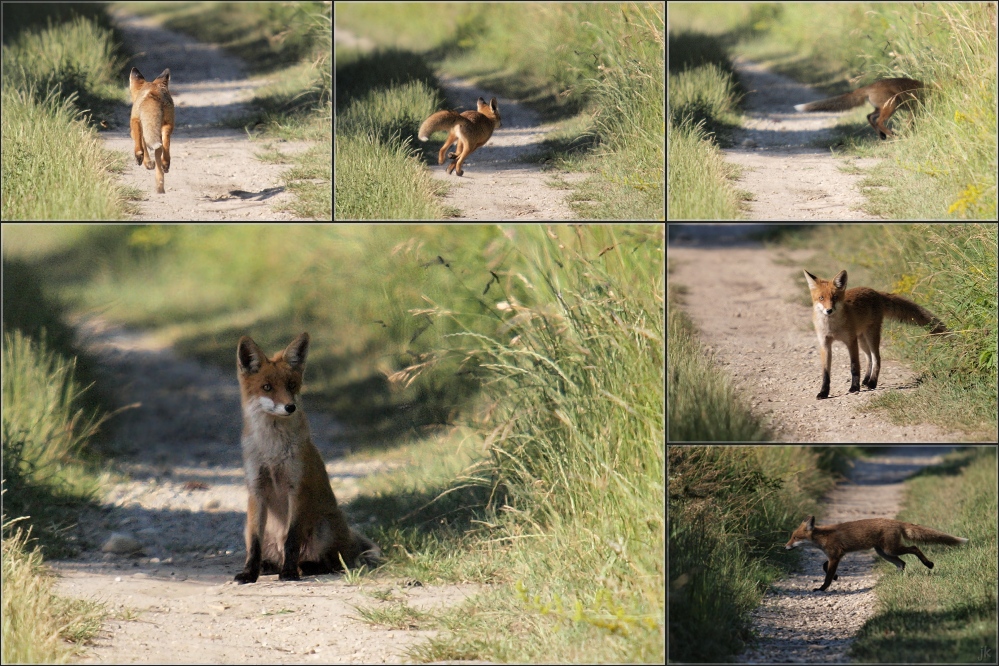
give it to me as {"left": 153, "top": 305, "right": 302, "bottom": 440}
{"left": 288, "top": 381, "right": 297, "bottom": 391}
{"left": 262, "top": 383, "right": 272, "bottom": 392}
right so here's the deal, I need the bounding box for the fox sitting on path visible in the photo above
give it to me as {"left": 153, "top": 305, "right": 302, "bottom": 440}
{"left": 786, "top": 516, "right": 968, "bottom": 592}
{"left": 803, "top": 269, "right": 946, "bottom": 400}
{"left": 129, "top": 67, "right": 175, "bottom": 194}
{"left": 419, "top": 97, "right": 501, "bottom": 176}
{"left": 234, "top": 333, "right": 381, "bottom": 584}
{"left": 794, "top": 77, "right": 923, "bottom": 140}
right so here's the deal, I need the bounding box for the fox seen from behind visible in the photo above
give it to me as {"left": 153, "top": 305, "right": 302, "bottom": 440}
{"left": 794, "top": 77, "right": 923, "bottom": 140}
{"left": 419, "top": 97, "right": 501, "bottom": 176}
{"left": 804, "top": 269, "right": 946, "bottom": 399}
{"left": 786, "top": 516, "right": 968, "bottom": 592}
{"left": 234, "top": 333, "right": 380, "bottom": 584}
{"left": 129, "top": 67, "right": 175, "bottom": 194}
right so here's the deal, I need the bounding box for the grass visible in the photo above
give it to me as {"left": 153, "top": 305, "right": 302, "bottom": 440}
{"left": 850, "top": 448, "right": 997, "bottom": 662}
{"left": 1, "top": 306, "right": 112, "bottom": 661}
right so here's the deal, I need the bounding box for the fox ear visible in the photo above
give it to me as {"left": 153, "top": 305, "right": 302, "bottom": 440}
{"left": 130, "top": 67, "right": 144, "bottom": 83}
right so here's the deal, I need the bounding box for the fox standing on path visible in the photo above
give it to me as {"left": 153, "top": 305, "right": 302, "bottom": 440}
{"left": 129, "top": 67, "right": 175, "bottom": 194}
{"left": 786, "top": 516, "right": 968, "bottom": 592}
{"left": 419, "top": 97, "right": 501, "bottom": 176}
{"left": 234, "top": 333, "right": 380, "bottom": 584}
{"left": 804, "top": 269, "right": 946, "bottom": 400}
{"left": 794, "top": 77, "right": 923, "bottom": 140}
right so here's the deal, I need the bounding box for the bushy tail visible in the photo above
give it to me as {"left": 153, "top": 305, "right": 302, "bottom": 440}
{"left": 794, "top": 90, "right": 866, "bottom": 113}
{"left": 142, "top": 106, "right": 164, "bottom": 152}
{"left": 418, "top": 111, "right": 463, "bottom": 141}
{"left": 881, "top": 294, "right": 948, "bottom": 334}
{"left": 349, "top": 527, "right": 383, "bottom": 567}
{"left": 902, "top": 523, "right": 968, "bottom": 545}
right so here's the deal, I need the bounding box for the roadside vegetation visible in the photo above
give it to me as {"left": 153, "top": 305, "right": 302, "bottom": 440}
{"left": 669, "top": 446, "right": 996, "bottom": 663}
{"left": 335, "top": 2, "right": 664, "bottom": 219}
{"left": 667, "top": 282, "right": 771, "bottom": 441}
{"left": 1, "top": 2, "right": 331, "bottom": 220}
{"left": 2, "top": 258, "right": 112, "bottom": 662}
{"left": 668, "top": 3, "right": 996, "bottom": 219}
{"left": 2, "top": 224, "right": 663, "bottom": 662}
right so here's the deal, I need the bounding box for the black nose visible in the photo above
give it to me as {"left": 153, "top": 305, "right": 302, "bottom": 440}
{"left": 286, "top": 404, "right": 296, "bottom": 414}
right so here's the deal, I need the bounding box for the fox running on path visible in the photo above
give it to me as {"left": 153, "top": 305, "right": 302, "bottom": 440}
{"left": 794, "top": 77, "right": 923, "bottom": 140}
{"left": 129, "top": 68, "right": 175, "bottom": 194}
{"left": 803, "top": 269, "right": 946, "bottom": 400}
{"left": 234, "top": 333, "right": 381, "bottom": 583}
{"left": 419, "top": 97, "right": 501, "bottom": 176}
{"left": 785, "top": 516, "right": 968, "bottom": 592}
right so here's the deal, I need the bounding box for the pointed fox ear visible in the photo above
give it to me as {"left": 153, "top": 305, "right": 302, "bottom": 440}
{"left": 130, "top": 67, "right": 145, "bottom": 83}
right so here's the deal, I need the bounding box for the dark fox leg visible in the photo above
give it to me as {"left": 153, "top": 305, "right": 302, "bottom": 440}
{"left": 868, "top": 109, "right": 892, "bottom": 140}
{"left": 897, "top": 545, "right": 934, "bottom": 569}
{"left": 816, "top": 558, "right": 840, "bottom": 591}
{"left": 822, "top": 560, "right": 839, "bottom": 581}
{"left": 875, "top": 546, "right": 906, "bottom": 570}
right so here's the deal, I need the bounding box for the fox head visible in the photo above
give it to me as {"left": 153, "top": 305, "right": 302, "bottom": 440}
{"left": 785, "top": 516, "right": 816, "bottom": 550}
{"left": 803, "top": 270, "right": 848, "bottom": 317}
{"left": 237, "top": 333, "right": 309, "bottom": 418}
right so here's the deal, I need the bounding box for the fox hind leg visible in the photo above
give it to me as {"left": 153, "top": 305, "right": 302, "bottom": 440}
{"left": 867, "top": 109, "right": 892, "bottom": 140}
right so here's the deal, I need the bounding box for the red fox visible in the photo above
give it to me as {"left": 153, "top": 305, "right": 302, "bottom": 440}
{"left": 794, "top": 77, "right": 923, "bottom": 140}
{"left": 803, "top": 269, "right": 946, "bottom": 400}
{"left": 129, "top": 67, "right": 175, "bottom": 194}
{"left": 785, "top": 516, "right": 968, "bottom": 592}
{"left": 418, "top": 97, "right": 501, "bottom": 176}
{"left": 234, "top": 333, "right": 380, "bottom": 584}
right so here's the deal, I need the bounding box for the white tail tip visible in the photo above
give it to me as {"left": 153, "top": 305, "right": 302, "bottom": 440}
{"left": 794, "top": 103, "right": 808, "bottom": 112}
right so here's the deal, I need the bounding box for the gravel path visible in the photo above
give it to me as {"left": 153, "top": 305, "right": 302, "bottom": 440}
{"left": 50, "top": 318, "right": 479, "bottom": 663}
{"left": 738, "top": 447, "right": 959, "bottom": 663}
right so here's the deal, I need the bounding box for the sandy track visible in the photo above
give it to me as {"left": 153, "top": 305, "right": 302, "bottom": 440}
{"left": 50, "top": 319, "right": 479, "bottom": 663}
{"left": 108, "top": 10, "right": 320, "bottom": 220}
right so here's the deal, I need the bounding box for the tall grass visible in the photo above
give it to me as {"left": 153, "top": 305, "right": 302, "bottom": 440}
{"left": 2, "top": 330, "right": 107, "bottom": 547}
{"left": 1, "top": 330, "right": 109, "bottom": 662}
{"left": 408, "top": 226, "right": 664, "bottom": 660}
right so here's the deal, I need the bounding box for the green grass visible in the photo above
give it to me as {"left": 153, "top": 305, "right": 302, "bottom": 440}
{"left": 850, "top": 448, "right": 997, "bottom": 663}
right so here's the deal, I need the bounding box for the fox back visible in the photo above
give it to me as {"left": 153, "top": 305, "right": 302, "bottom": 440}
{"left": 129, "top": 67, "right": 174, "bottom": 193}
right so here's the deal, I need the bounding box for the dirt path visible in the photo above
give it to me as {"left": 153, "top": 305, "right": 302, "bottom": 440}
{"left": 50, "top": 318, "right": 479, "bottom": 663}
{"left": 334, "top": 25, "right": 583, "bottom": 220}
{"left": 724, "top": 59, "right": 884, "bottom": 220}
{"left": 668, "top": 228, "right": 965, "bottom": 441}
{"left": 106, "top": 10, "right": 319, "bottom": 220}
{"left": 739, "top": 447, "right": 960, "bottom": 662}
